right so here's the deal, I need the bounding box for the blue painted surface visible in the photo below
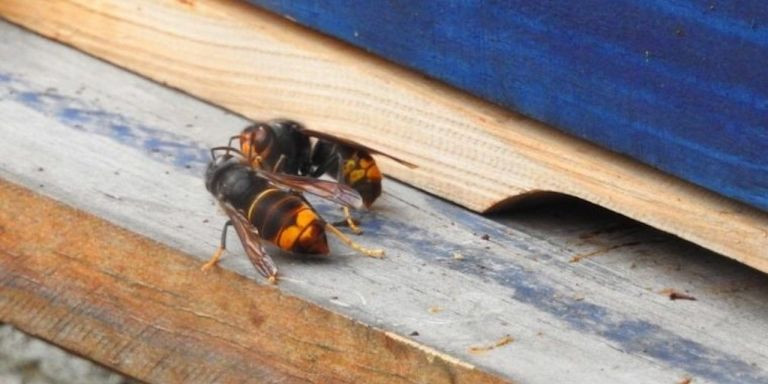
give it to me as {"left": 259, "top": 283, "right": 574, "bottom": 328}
{"left": 248, "top": 0, "right": 768, "bottom": 212}
{"left": 0, "top": 71, "right": 210, "bottom": 173}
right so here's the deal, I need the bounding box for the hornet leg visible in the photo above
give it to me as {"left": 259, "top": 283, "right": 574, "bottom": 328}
{"left": 325, "top": 223, "right": 384, "bottom": 258}
{"left": 334, "top": 206, "right": 363, "bottom": 235}
{"left": 334, "top": 154, "right": 363, "bottom": 234}
{"left": 201, "top": 220, "right": 232, "bottom": 271}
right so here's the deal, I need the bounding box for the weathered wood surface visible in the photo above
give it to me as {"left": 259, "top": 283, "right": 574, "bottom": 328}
{"left": 0, "top": 181, "right": 501, "bottom": 384}
{"left": 1, "top": 0, "right": 766, "bottom": 273}
{"left": 2, "top": 21, "right": 768, "bottom": 384}
{"left": 248, "top": 0, "right": 768, "bottom": 213}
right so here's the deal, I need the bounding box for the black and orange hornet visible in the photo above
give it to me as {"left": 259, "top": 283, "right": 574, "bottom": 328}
{"left": 203, "top": 147, "right": 383, "bottom": 283}
{"left": 229, "top": 119, "right": 416, "bottom": 233}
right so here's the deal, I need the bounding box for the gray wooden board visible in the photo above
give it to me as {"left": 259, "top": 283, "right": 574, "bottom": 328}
{"left": 1, "top": 21, "right": 767, "bottom": 383}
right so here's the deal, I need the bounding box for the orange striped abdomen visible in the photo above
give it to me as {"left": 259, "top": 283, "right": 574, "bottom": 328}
{"left": 342, "top": 151, "right": 382, "bottom": 207}
{"left": 246, "top": 188, "right": 329, "bottom": 255}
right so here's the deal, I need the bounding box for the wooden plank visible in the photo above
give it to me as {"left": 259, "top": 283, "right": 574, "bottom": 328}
{"left": 0, "top": 0, "right": 765, "bottom": 273}
{"left": 247, "top": 0, "right": 768, "bottom": 213}
{"left": 0, "top": 180, "right": 502, "bottom": 384}
{"left": 2, "top": 19, "right": 768, "bottom": 384}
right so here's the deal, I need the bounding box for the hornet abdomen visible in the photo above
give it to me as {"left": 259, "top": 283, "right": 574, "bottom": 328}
{"left": 242, "top": 187, "right": 329, "bottom": 255}
{"left": 341, "top": 150, "right": 382, "bottom": 208}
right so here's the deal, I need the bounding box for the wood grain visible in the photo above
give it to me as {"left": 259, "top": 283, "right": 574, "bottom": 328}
{"left": 0, "top": 179, "right": 503, "bottom": 384}
{"left": 0, "top": 0, "right": 766, "bottom": 272}
{"left": 247, "top": 0, "right": 768, "bottom": 213}
{"left": 2, "top": 19, "right": 768, "bottom": 384}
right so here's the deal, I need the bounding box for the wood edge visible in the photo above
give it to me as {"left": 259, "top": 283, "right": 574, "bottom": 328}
{"left": 0, "top": 179, "right": 507, "bottom": 384}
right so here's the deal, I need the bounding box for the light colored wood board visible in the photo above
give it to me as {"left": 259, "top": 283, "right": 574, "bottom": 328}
{"left": 0, "top": 0, "right": 766, "bottom": 273}
{"left": 2, "top": 21, "right": 768, "bottom": 384}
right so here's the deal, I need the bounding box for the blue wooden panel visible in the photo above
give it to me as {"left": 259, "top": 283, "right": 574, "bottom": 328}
{"left": 248, "top": 0, "right": 768, "bottom": 212}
